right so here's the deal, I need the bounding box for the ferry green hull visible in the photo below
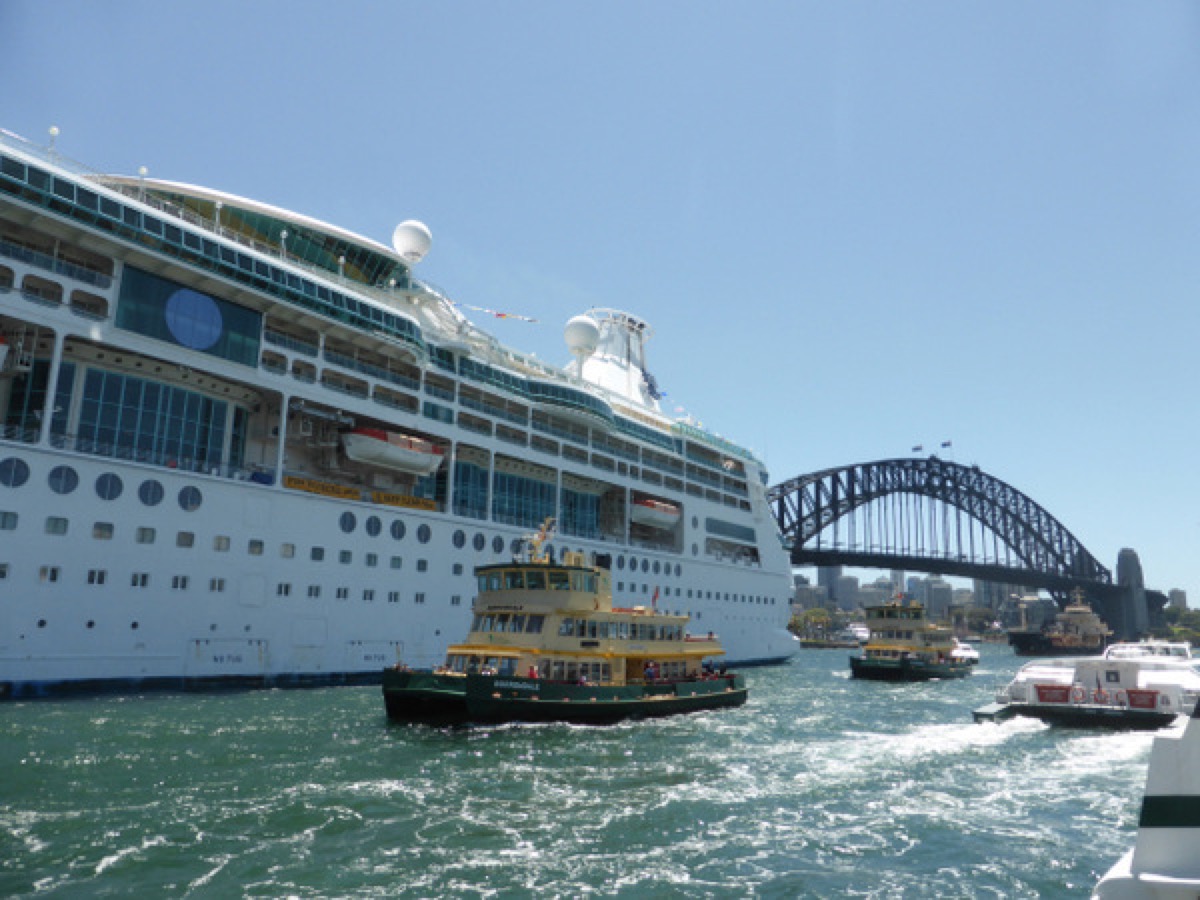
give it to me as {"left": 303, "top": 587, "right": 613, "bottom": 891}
{"left": 383, "top": 669, "right": 748, "bottom": 725}
{"left": 849, "top": 656, "right": 972, "bottom": 682}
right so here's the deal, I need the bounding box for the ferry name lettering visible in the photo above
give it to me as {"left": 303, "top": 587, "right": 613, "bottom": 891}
{"left": 494, "top": 680, "right": 540, "bottom": 692}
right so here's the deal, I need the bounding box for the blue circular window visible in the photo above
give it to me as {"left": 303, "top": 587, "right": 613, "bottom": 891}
{"left": 339, "top": 511, "right": 356, "bottom": 533}
{"left": 417, "top": 524, "right": 431, "bottom": 544}
{"left": 452, "top": 529, "right": 465, "bottom": 549}
{"left": 165, "top": 288, "right": 223, "bottom": 350}
{"left": 0, "top": 457, "right": 30, "bottom": 488}
{"left": 96, "top": 473, "right": 123, "bottom": 500}
{"left": 178, "top": 485, "right": 203, "bottom": 511}
{"left": 139, "top": 479, "right": 165, "bottom": 506}
{"left": 391, "top": 520, "right": 406, "bottom": 541}
{"left": 48, "top": 465, "right": 79, "bottom": 495}
{"left": 366, "top": 516, "right": 382, "bottom": 537}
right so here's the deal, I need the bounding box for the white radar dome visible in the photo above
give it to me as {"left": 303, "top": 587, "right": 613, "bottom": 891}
{"left": 564, "top": 314, "right": 600, "bottom": 358}
{"left": 392, "top": 220, "right": 432, "bottom": 264}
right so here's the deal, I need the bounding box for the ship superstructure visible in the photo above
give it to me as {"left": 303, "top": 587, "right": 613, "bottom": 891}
{"left": 0, "top": 127, "right": 797, "bottom": 696}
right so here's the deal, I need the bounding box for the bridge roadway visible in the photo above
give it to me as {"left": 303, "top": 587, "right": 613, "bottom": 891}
{"left": 767, "top": 456, "right": 1160, "bottom": 640}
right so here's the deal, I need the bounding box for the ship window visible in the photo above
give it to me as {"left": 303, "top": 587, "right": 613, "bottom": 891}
{"left": 40, "top": 566, "right": 60, "bottom": 582}
{"left": 139, "top": 480, "right": 164, "bottom": 506}
{"left": 45, "top": 516, "right": 68, "bottom": 536}
{"left": 48, "top": 466, "right": 79, "bottom": 495}
{"left": 366, "top": 553, "right": 378, "bottom": 567}
{"left": 214, "top": 536, "right": 231, "bottom": 551}
{"left": 311, "top": 547, "right": 325, "bottom": 561}
{"left": 280, "top": 543, "right": 295, "bottom": 558}
{"left": 177, "top": 532, "right": 194, "bottom": 548}
{"left": 87, "top": 569, "right": 106, "bottom": 585}
{"left": 390, "top": 556, "right": 403, "bottom": 569}
{"left": 452, "top": 595, "right": 462, "bottom": 605}
{"left": 363, "top": 589, "right": 375, "bottom": 602}
{"left": 418, "top": 524, "right": 431, "bottom": 544}
{"left": 525, "top": 571, "right": 546, "bottom": 590}
{"left": 494, "top": 614, "right": 509, "bottom": 633}
{"left": 526, "top": 615, "right": 545, "bottom": 633}
{"left": 0, "top": 563, "right": 7, "bottom": 579}
{"left": 93, "top": 522, "right": 114, "bottom": 540}
{"left": 479, "top": 572, "right": 501, "bottom": 592}
{"left": 452, "top": 563, "right": 463, "bottom": 575}
{"left": 0, "top": 511, "right": 15, "bottom": 530}
{"left": 132, "top": 573, "right": 149, "bottom": 587}
{"left": 340, "top": 512, "right": 356, "bottom": 533}
{"left": 558, "top": 619, "right": 575, "bottom": 636}
{"left": 92, "top": 473, "right": 123, "bottom": 501}
{"left": 210, "top": 578, "right": 226, "bottom": 592}
{"left": 136, "top": 527, "right": 155, "bottom": 544}
{"left": 178, "top": 486, "right": 202, "bottom": 511}
{"left": 336, "top": 587, "right": 349, "bottom": 599}
{"left": 308, "top": 585, "right": 321, "bottom": 598}
{"left": 277, "top": 583, "right": 291, "bottom": 597}
{"left": 172, "top": 575, "right": 189, "bottom": 590}
{"left": 391, "top": 520, "right": 406, "bottom": 540}
{"left": 388, "top": 591, "right": 400, "bottom": 602}
{"left": 452, "top": 529, "right": 466, "bottom": 549}
{"left": 417, "top": 559, "right": 427, "bottom": 572}
{"left": 248, "top": 540, "right": 264, "bottom": 556}
{"left": 653, "top": 561, "right": 661, "bottom": 575}
{"left": 548, "top": 571, "right": 569, "bottom": 590}
{"left": 340, "top": 550, "right": 352, "bottom": 564}
{"left": 415, "top": 593, "right": 426, "bottom": 604}
{"left": 504, "top": 570, "right": 524, "bottom": 589}
{"left": 492, "top": 536, "right": 504, "bottom": 554}
{"left": 366, "top": 516, "right": 382, "bottom": 537}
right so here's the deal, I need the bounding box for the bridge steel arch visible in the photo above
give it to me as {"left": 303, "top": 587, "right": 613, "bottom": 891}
{"left": 768, "top": 457, "right": 1114, "bottom": 596}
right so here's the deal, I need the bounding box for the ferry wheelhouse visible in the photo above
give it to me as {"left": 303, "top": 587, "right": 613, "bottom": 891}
{"left": 0, "top": 127, "right": 797, "bottom": 697}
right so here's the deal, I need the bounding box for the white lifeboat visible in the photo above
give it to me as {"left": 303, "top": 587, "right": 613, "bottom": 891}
{"left": 340, "top": 428, "right": 444, "bottom": 475}
{"left": 630, "top": 498, "right": 681, "bottom": 530}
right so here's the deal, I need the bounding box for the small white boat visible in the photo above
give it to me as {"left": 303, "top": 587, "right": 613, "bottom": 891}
{"left": 1092, "top": 705, "right": 1200, "bottom": 898}
{"left": 951, "top": 638, "right": 980, "bottom": 666}
{"left": 630, "top": 497, "right": 681, "bottom": 529}
{"left": 975, "top": 648, "right": 1200, "bottom": 729}
{"left": 340, "top": 428, "right": 444, "bottom": 475}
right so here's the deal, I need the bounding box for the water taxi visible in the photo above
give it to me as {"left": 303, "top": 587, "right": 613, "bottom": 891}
{"left": 849, "top": 599, "right": 973, "bottom": 681}
{"left": 382, "top": 524, "right": 747, "bottom": 724}
{"left": 974, "top": 643, "right": 1200, "bottom": 729}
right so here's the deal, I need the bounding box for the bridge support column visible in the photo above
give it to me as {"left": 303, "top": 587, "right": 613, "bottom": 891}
{"left": 1111, "top": 548, "right": 1149, "bottom": 640}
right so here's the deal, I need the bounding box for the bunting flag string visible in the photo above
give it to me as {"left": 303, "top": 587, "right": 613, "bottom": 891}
{"left": 449, "top": 301, "right": 539, "bottom": 323}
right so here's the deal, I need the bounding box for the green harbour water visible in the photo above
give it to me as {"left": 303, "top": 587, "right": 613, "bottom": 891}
{"left": 1, "top": 644, "right": 1152, "bottom": 898}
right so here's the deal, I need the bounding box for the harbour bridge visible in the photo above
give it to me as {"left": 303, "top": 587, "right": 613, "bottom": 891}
{"left": 767, "top": 456, "right": 1157, "bottom": 639}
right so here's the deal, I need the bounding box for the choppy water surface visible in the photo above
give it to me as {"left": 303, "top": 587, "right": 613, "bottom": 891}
{"left": 1, "top": 644, "right": 1153, "bottom": 898}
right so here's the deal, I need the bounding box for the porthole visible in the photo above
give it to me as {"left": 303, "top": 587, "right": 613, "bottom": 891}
{"left": 138, "top": 479, "right": 164, "bottom": 506}
{"left": 452, "top": 529, "right": 466, "bottom": 549}
{"left": 652, "top": 560, "right": 661, "bottom": 575}
{"left": 178, "top": 485, "right": 202, "bottom": 511}
{"left": 391, "top": 520, "right": 406, "bottom": 541}
{"left": 617, "top": 555, "right": 625, "bottom": 570}
{"left": 0, "top": 458, "right": 29, "bottom": 488}
{"left": 492, "top": 536, "right": 504, "bottom": 554}
{"left": 675, "top": 564, "right": 682, "bottom": 577}
{"left": 366, "top": 516, "right": 382, "bottom": 537}
{"left": 417, "top": 524, "right": 431, "bottom": 544}
{"left": 627, "top": 556, "right": 636, "bottom": 571}
{"left": 47, "top": 465, "right": 79, "bottom": 495}
{"left": 339, "top": 511, "right": 357, "bottom": 534}
{"left": 96, "top": 473, "right": 124, "bottom": 501}
{"left": 641, "top": 559, "right": 649, "bottom": 573}
{"left": 473, "top": 533, "right": 485, "bottom": 552}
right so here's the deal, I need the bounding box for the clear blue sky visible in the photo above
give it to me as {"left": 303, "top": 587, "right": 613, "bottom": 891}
{"left": 4, "top": 2, "right": 1198, "bottom": 603}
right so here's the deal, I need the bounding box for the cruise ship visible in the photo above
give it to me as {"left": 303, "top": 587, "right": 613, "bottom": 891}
{"left": 0, "top": 127, "right": 798, "bottom": 697}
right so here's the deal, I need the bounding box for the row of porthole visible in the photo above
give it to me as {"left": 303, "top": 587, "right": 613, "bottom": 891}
{"left": 0, "top": 458, "right": 204, "bottom": 511}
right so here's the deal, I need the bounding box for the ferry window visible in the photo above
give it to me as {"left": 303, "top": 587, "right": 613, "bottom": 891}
{"left": 494, "top": 615, "right": 509, "bottom": 633}
{"left": 691, "top": 544, "right": 699, "bottom": 556}
{"left": 452, "top": 530, "right": 466, "bottom": 549}
{"left": 95, "top": 473, "right": 123, "bottom": 501}
{"left": 527, "top": 615, "right": 545, "bottom": 633}
{"left": 172, "top": 575, "right": 189, "bottom": 590}
{"left": 366, "top": 553, "right": 378, "bottom": 568}
{"left": 415, "top": 593, "right": 426, "bottom": 604}
{"left": 40, "top": 566, "right": 60, "bottom": 582}
{"left": 504, "top": 570, "right": 524, "bottom": 590}
{"left": 0, "top": 511, "right": 16, "bottom": 530}
{"left": 92, "top": 522, "right": 114, "bottom": 540}
{"left": 48, "top": 466, "right": 79, "bottom": 495}
{"left": 588, "top": 620, "right": 599, "bottom": 639}
{"left": 0, "top": 458, "right": 29, "bottom": 488}
{"left": 548, "top": 571, "right": 569, "bottom": 590}
{"left": 280, "top": 543, "right": 295, "bottom": 558}
{"left": 653, "top": 561, "right": 661, "bottom": 575}
{"left": 641, "top": 559, "right": 649, "bottom": 573}
{"left": 388, "top": 591, "right": 400, "bottom": 602}
{"left": 340, "top": 551, "right": 353, "bottom": 564}
{"left": 336, "top": 587, "right": 349, "bottom": 600}
{"left": 139, "top": 480, "right": 164, "bottom": 506}
{"left": 627, "top": 556, "right": 636, "bottom": 571}
{"left": 87, "top": 569, "right": 107, "bottom": 585}
{"left": 0, "top": 564, "right": 8, "bottom": 579}
{"left": 452, "top": 563, "right": 463, "bottom": 575}
{"left": 45, "top": 517, "right": 68, "bottom": 536}
{"left": 525, "top": 571, "right": 546, "bottom": 590}
{"left": 214, "top": 536, "right": 231, "bottom": 552}
{"left": 511, "top": 614, "right": 526, "bottom": 632}
{"left": 366, "top": 516, "right": 382, "bottom": 537}
{"left": 418, "top": 524, "right": 431, "bottom": 544}
{"left": 363, "top": 589, "right": 375, "bottom": 602}
{"left": 178, "top": 486, "right": 202, "bottom": 511}
{"left": 339, "top": 512, "right": 356, "bottom": 533}
{"left": 210, "top": 578, "right": 226, "bottom": 592}
{"left": 416, "top": 559, "right": 428, "bottom": 572}
{"left": 391, "top": 556, "right": 403, "bottom": 569}
{"left": 452, "top": 595, "right": 462, "bottom": 605}
{"left": 391, "top": 520, "right": 406, "bottom": 540}
{"left": 559, "top": 619, "right": 575, "bottom": 637}
{"left": 248, "top": 540, "right": 264, "bottom": 556}
{"left": 136, "top": 527, "right": 155, "bottom": 544}
{"left": 473, "top": 533, "right": 486, "bottom": 551}
{"left": 492, "top": 536, "right": 504, "bottom": 554}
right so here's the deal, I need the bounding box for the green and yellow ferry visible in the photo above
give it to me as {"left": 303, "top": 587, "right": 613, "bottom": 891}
{"left": 849, "top": 598, "right": 974, "bottom": 682}
{"left": 382, "top": 528, "right": 747, "bottom": 724}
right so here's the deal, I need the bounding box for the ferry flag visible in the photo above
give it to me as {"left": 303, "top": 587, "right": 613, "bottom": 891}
{"left": 912, "top": 445, "right": 923, "bottom": 453}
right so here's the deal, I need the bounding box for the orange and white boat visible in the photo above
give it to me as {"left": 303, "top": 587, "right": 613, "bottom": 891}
{"left": 340, "top": 427, "right": 444, "bottom": 475}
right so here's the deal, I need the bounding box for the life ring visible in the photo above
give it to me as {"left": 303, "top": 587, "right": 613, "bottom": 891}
{"left": 1071, "top": 686, "right": 1086, "bottom": 703}
{"left": 1093, "top": 689, "right": 1109, "bottom": 704}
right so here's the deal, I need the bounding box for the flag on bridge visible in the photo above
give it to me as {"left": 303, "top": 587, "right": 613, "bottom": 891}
{"left": 912, "top": 445, "right": 924, "bottom": 453}
{"left": 941, "top": 440, "right": 953, "bottom": 448}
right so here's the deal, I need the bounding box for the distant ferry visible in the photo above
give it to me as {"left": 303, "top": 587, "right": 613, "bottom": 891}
{"left": 850, "top": 599, "right": 974, "bottom": 681}
{"left": 0, "top": 127, "right": 797, "bottom": 697}
{"left": 1007, "top": 594, "right": 1112, "bottom": 657}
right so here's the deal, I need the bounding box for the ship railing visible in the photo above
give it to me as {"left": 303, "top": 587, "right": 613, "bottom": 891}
{"left": 0, "top": 424, "right": 38, "bottom": 444}
{"left": 0, "top": 236, "right": 113, "bottom": 289}
{"left": 41, "top": 431, "right": 269, "bottom": 482}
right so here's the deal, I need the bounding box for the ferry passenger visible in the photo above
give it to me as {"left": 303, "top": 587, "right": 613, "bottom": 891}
{"left": 527, "top": 666, "right": 539, "bottom": 679}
